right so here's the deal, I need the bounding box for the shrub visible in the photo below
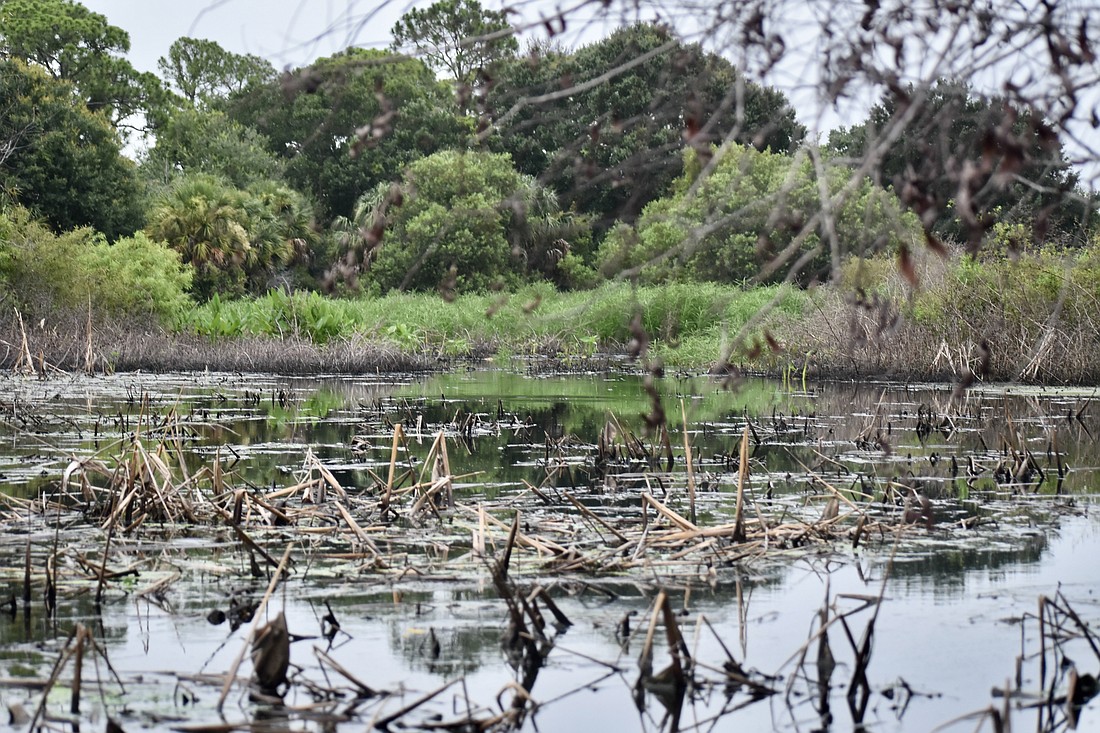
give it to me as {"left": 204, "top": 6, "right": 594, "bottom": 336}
{"left": 597, "top": 145, "right": 921, "bottom": 286}
{"left": 365, "top": 150, "right": 580, "bottom": 294}
{"left": 0, "top": 203, "right": 191, "bottom": 324}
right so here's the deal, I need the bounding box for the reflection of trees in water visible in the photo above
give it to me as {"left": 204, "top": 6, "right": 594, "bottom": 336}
{"left": 389, "top": 622, "right": 502, "bottom": 677}
{"left": 0, "top": 592, "right": 127, "bottom": 659}
{"left": 878, "top": 529, "right": 1048, "bottom": 597}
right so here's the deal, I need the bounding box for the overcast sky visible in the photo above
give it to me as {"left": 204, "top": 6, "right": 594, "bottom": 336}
{"left": 80, "top": 0, "right": 416, "bottom": 74}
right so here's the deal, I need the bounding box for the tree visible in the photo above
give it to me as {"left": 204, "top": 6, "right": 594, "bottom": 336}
{"left": 0, "top": 59, "right": 145, "bottom": 238}
{"left": 596, "top": 145, "right": 920, "bottom": 286}
{"left": 158, "top": 37, "right": 275, "bottom": 106}
{"left": 390, "top": 0, "right": 518, "bottom": 88}
{"left": 486, "top": 24, "right": 806, "bottom": 236}
{"left": 145, "top": 174, "right": 316, "bottom": 300}
{"left": 828, "top": 79, "right": 1084, "bottom": 249}
{"left": 223, "top": 49, "right": 470, "bottom": 223}
{"left": 0, "top": 0, "right": 167, "bottom": 130}
{"left": 140, "top": 107, "right": 285, "bottom": 189}
{"left": 361, "top": 150, "right": 577, "bottom": 293}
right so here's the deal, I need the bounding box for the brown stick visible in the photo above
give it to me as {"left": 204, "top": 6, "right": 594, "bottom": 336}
{"left": 70, "top": 624, "right": 86, "bottom": 714}
{"left": 382, "top": 423, "right": 404, "bottom": 513}
{"left": 371, "top": 679, "right": 457, "bottom": 729}
{"left": 563, "top": 490, "right": 630, "bottom": 544}
{"left": 680, "top": 398, "right": 697, "bottom": 526}
{"left": 734, "top": 424, "right": 749, "bottom": 542}
{"left": 642, "top": 493, "right": 699, "bottom": 533}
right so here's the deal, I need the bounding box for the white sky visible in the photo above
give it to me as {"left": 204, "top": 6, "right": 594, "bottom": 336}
{"left": 80, "top": 0, "right": 407, "bottom": 74}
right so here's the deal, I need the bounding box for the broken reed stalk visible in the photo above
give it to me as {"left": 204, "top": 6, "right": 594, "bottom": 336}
{"left": 313, "top": 646, "right": 376, "bottom": 697}
{"left": 334, "top": 501, "right": 380, "bottom": 558}
{"left": 637, "top": 590, "right": 666, "bottom": 682}
{"left": 71, "top": 624, "right": 85, "bottom": 714}
{"left": 680, "top": 398, "right": 697, "bottom": 526}
{"left": 500, "top": 511, "right": 520, "bottom": 579}
{"left": 734, "top": 424, "right": 749, "bottom": 543}
{"left": 423, "top": 429, "right": 455, "bottom": 510}
{"left": 216, "top": 542, "right": 294, "bottom": 712}
{"left": 13, "top": 308, "right": 35, "bottom": 375}
{"left": 372, "top": 679, "right": 458, "bottom": 729}
{"left": 23, "top": 539, "right": 30, "bottom": 607}
{"left": 382, "top": 423, "right": 404, "bottom": 514}
{"left": 562, "top": 490, "right": 629, "bottom": 544}
{"left": 641, "top": 493, "right": 698, "bottom": 532}
{"left": 28, "top": 625, "right": 80, "bottom": 730}
{"left": 94, "top": 509, "right": 117, "bottom": 607}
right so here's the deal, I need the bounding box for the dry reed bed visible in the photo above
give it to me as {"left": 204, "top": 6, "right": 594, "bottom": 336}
{"left": 0, "top": 412, "right": 1020, "bottom": 593}
{"left": 0, "top": 401, "right": 1093, "bottom": 732}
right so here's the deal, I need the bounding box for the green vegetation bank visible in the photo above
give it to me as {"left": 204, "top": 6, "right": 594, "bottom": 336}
{"left": 0, "top": 0, "right": 1096, "bottom": 382}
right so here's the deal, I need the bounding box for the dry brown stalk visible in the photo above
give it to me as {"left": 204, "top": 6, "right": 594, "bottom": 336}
{"left": 733, "top": 424, "right": 749, "bottom": 542}
{"left": 333, "top": 501, "right": 380, "bottom": 558}
{"left": 562, "top": 490, "right": 629, "bottom": 544}
{"left": 216, "top": 542, "right": 294, "bottom": 712}
{"left": 680, "top": 398, "right": 697, "bottom": 526}
{"left": 12, "top": 308, "right": 34, "bottom": 376}
{"left": 313, "top": 646, "right": 377, "bottom": 698}
{"left": 370, "top": 679, "right": 458, "bottom": 729}
{"left": 642, "top": 493, "right": 698, "bottom": 532}
{"left": 382, "top": 424, "right": 405, "bottom": 515}
{"left": 305, "top": 448, "right": 348, "bottom": 501}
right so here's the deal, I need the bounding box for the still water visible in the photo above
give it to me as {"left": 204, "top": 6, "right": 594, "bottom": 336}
{"left": 0, "top": 370, "right": 1097, "bottom": 732}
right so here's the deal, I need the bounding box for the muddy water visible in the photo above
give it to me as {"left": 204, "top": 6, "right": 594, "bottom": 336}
{"left": 0, "top": 370, "right": 1098, "bottom": 732}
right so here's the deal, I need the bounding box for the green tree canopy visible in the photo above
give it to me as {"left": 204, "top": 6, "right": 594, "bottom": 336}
{"left": 0, "top": 0, "right": 167, "bottom": 129}
{"left": 223, "top": 48, "right": 470, "bottom": 223}
{"left": 486, "top": 23, "right": 806, "bottom": 236}
{"left": 361, "top": 149, "right": 579, "bottom": 293}
{"left": 0, "top": 59, "right": 144, "bottom": 238}
{"left": 158, "top": 37, "right": 275, "bottom": 106}
{"left": 827, "top": 79, "right": 1085, "bottom": 249}
{"left": 390, "top": 0, "right": 518, "bottom": 87}
{"left": 596, "top": 145, "right": 920, "bottom": 286}
{"left": 140, "top": 107, "right": 285, "bottom": 189}
{"left": 145, "top": 174, "right": 317, "bottom": 300}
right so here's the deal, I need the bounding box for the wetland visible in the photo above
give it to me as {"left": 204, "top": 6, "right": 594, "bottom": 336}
{"left": 0, "top": 369, "right": 1098, "bottom": 732}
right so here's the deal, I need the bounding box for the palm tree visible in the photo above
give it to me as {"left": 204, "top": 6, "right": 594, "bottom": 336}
{"left": 146, "top": 174, "right": 251, "bottom": 299}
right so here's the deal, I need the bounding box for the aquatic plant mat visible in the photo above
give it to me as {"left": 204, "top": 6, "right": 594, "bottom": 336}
{"left": 0, "top": 371, "right": 1098, "bottom": 731}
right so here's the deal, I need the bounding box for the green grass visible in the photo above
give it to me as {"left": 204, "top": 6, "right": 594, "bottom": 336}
{"left": 180, "top": 282, "right": 806, "bottom": 368}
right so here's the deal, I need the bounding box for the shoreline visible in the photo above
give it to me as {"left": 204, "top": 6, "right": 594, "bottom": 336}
{"left": 3, "top": 321, "right": 1097, "bottom": 388}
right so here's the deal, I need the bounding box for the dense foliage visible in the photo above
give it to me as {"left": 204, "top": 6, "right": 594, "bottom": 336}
{"left": 0, "top": 59, "right": 144, "bottom": 238}
{"left": 0, "top": 0, "right": 166, "bottom": 128}
{"left": 158, "top": 37, "right": 275, "bottom": 107}
{"left": 361, "top": 150, "right": 584, "bottom": 293}
{"left": 0, "top": 201, "right": 191, "bottom": 322}
{"left": 223, "top": 48, "right": 470, "bottom": 223}
{"left": 0, "top": 0, "right": 1096, "bottom": 373}
{"left": 390, "top": 0, "right": 517, "bottom": 88}
{"left": 487, "top": 24, "right": 807, "bottom": 233}
{"left": 597, "top": 146, "right": 920, "bottom": 285}
{"left": 828, "top": 80, "right": 1086, "bottom": 248}
{"left": 145, "top": 174, "right": 315, "bottom": 301}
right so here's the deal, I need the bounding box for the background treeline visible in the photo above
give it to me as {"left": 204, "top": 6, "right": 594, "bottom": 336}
{"left": 0, "top": 0, "right": 1096, "bottom": 378}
